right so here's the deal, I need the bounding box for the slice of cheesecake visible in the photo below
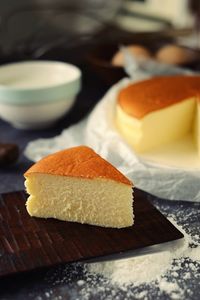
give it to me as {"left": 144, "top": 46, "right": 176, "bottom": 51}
{"left": 116, "top": 75, "right": 200, "bottom": 154}
{"left": 24, "top": 146, "right": 134, "bottom": 228}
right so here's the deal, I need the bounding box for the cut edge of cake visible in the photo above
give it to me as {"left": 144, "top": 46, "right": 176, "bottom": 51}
{"left": 116, "top": 97, "right": 197, "bottom": 153}
{"left": 25, "top": 174, "right": 134, "bottom": 228}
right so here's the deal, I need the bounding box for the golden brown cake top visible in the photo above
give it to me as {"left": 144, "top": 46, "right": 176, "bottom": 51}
{"left": 24, "top": 146, "right": 132, "bottom": 186}
{"left": 118, "top": 75, "right": 200, "bottom": 119}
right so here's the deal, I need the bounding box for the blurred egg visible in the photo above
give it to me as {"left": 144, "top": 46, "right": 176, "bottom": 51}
{"left": 156, "top": 44, "right": 199, "bottom": 65}
{"left": 111, "top": 45, "right": 151, "bottom": 67}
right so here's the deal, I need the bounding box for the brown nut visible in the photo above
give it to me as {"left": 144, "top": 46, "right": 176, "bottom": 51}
{"left": 0, "top": 143, "right": 20, "bottom": 166}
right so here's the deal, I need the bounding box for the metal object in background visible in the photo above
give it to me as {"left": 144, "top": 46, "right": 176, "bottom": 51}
{"left": 0, "top": 0, "right": 122, "bottom": 59}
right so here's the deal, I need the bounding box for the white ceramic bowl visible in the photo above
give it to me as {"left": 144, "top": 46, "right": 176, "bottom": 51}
{"left": 0, "top": 61, "right": 81, "bottom": 129}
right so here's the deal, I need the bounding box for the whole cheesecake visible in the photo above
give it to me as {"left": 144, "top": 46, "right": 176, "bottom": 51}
{"left": 24, "top": 146, "right": 134, "bottom": 228}
{"left": 116, "top": 75, "right": 200, "bottom": 153}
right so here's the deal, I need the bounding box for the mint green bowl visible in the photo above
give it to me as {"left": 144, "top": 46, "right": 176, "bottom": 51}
{"left": 0, "top": 61, "right": 81, "bottom": 129}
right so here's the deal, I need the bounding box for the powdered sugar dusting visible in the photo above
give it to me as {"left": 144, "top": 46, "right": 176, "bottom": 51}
{"left": 186, "top": 247, "right": 200, "bottom": 261}
{"left": 87, "top": 250, "right": 173, "bottom": 284}
{"left": 85, "top": 218, "right": 200, "bottom": 298}
{"left": 42, "top": 198, "right": 200, "bottom": 300}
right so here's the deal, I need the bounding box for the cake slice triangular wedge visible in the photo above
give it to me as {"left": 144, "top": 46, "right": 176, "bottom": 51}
{"left": 24, "top": 146, "right": 134, "bottom": 228}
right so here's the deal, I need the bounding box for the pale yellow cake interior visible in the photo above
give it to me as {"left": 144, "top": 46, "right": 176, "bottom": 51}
{"left": 116, "top": 97, "right": 199, "bottom": 153}
{"left": 25, "top": 174, "right": 133, "bottom": 228}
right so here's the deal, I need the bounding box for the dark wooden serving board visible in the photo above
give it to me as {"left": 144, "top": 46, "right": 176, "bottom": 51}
{"left": 0, "top": 188, "right": 183, "bottom": 278}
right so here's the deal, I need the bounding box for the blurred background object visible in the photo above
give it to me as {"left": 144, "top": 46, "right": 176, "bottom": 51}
{"left": 119, "top": 0, "right": 193, "bottom": 31}
{"left": 0, "top": 0, "right": 122, "bottom": 60}
{"left": 0, "top": 61, "right": 81, "bottom": 129}
{"left": 0, "top": 0, "right": 198, "bottom": 62}
{"left": 0, "top": 0, "right": 200, "bottom": 129}
{"left": 0, "top": 0, "right": 199, "bottom": 101}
